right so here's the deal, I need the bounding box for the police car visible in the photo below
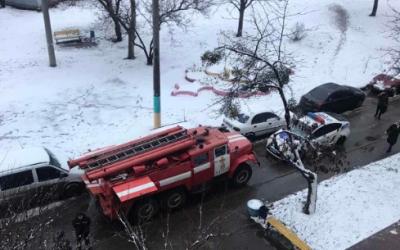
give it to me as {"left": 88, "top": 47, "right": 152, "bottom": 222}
{"left": 222, "top": 111, "right": 286, "bottom": 140}
{"left": 265, "top": 112, "right": 350, "bottom": 160}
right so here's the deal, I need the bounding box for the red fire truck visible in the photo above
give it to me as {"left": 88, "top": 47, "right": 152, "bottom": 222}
{"left": 68, "top": 126, "right": 258, "bottom": 222}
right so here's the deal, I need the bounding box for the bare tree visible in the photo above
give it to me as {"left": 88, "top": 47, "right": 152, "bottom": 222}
{"left": 128, "top": 0, "right": 137, "bottom": 59}
{"left": 369, "top": 0, "right": 379, "bottom": 16}
{"left": 97, "top": 0, "right": 212, "bottom": 64}
{"left": 389, "top": 7, "right": 400, "bottom": 76}
{"left": 227, "top": 0, "right": 258, "bottom": 37}
{"left": 136, "top": 0, "right": 214, "bottom": 65}
{"left": 97, "top": 0, "right": 124, "bottom": 42}
{"left": 201, "top": 0, "right": 323, "bottom": 214}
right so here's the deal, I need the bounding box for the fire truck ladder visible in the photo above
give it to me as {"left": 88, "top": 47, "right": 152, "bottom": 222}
{"left": 85, "top": 128, "right": 189, "bottom": 171}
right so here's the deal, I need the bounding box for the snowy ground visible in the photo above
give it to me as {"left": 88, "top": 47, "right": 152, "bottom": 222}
{"left": 1, "top": 1, "right": 400, "bottom": 248}
{"left": 0, "top": 0, "right": 399, "bottom": 163}
{"left": 271, "top": 153, "right": 400, "bottom": 250}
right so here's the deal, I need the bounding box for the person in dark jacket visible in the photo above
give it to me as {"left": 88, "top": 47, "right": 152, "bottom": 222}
{"left": 374, "top": 92, "right": 389, "bottom": 120}
{"left": 258, "top": 205, "right": 269, "bottom": 223}
{"left": 72, "top": 212, "right": 91, "bottom": 250}
{"left": 386, "top": 123, "right": 400, "bottom": 153}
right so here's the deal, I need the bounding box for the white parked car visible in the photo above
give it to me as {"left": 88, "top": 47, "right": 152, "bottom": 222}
{"left": 0, "top": 147, "right": 83, "bottom": 212}
{"left": 222, "top": 111, "right": 286, "bottom": 140}
{"left": 265, "top": 112, "right": 350, "bottom": 160}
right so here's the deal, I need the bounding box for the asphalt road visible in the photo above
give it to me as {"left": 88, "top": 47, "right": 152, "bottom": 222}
{"left": 2, "top": 96, "right": 400, "bottom": 250}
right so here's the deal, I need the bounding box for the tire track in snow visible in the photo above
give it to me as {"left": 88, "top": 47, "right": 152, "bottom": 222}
{"left": 328, "top": 4, "right": 350, "bottom": 73}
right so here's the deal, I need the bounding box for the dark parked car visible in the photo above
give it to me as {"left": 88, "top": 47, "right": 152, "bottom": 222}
{"left": 299, "top": 83, "right": 366, "bottom": 114}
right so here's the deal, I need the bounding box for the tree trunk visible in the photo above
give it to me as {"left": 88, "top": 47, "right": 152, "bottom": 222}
{"left": 236, "top": 3, "right": 245, "bottom": 37}
{"left": 369, "top": 0, "right": 379, "bottom": 17}
{"left": 303, "top": 172, "right": 317, "bottom": 214}
{"left": 113, "top": 16, "right": 123, "bottom": 42}
{"left": 146, "top": 55, "right": 153, "bottom": 65}
{"left": 127, "top": 0, "right": 136, "bottom": 59}
{"left": 1, "top": 0, "right": 5, "bottom": 8}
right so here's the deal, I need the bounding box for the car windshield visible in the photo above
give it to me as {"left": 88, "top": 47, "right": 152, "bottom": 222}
{"left": 44, "top": 148, "right": 62, "bottom": 168}
{"left": 234, "top": 113, "right": 250, "bottom": 123}
{"left": 290, "top": 118, "right": 313, "bottom": 138}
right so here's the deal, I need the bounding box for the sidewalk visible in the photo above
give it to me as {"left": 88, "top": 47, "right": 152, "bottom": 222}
{"left": 349, "top": 220, "right": 400, "bottom": 250}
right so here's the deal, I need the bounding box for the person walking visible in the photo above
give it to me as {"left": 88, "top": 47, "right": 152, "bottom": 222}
{"left": 72, "top": 212, "right": 92, "bottom": 250}
{"left": 374, "top": 91, "right": 389, "bottom": 120}
{"left": 386, "top": 123, "right": 400, "bottom": 153}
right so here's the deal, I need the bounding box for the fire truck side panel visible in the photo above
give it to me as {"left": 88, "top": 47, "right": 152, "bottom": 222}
{"left": 150, "top": 161, "right": 193, "bottom": 192}
{"left": 113, "top": 176, "right": 159, "bottom": 202}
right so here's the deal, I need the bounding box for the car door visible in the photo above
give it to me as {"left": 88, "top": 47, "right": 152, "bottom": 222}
{"left": 251, "top": 113, "right": 269, "bottom": 136}
{"left": 311, "top": 123, "right": 341, "bottom": 145}
{"left": 264, "top": 113, "right": 284, "bottom": 133}
{"left": 342, "top": 90, "right": 359, "bottom": 111}
{"left": 34, "top": 166, "right": 68, "bottom": 203}
{"left": 326, "top": 91, "right": 346, "bottom": 113}
{"left": 0, "top": 169, "right": 36, "bottom": 213}
{"left": 213, "top": 144, "right": 230, "bottom": 177}
{"left": 191, "top": 152, "right": 212, "bottom": 186}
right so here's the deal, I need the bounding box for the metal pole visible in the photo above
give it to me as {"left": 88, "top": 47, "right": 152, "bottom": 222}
{"left": 152, "top": 0, "right": 161, "bottom": 128}
{"left": 41, "top": 0, "right": 56, "bottom": 67}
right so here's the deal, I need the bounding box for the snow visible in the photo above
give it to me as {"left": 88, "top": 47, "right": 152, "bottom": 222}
{"left": 0, "top": 0, "right": 399, "bottom": 163}
{"left": 271, "top": 153, "right": 400, "bottom": 250}
{"left": 0, "top": 147, "right": 49, "bottom": 173}
{"left": 1, "top": 1, "right": 400, "bottom": 247}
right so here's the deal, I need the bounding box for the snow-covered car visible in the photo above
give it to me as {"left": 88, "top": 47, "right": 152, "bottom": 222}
{"left": 222, "top": 111, "right": 286, "bottom": 140}
{"left": 365, "top": 74, "right": 400, "bottom": 96}
{"left": 265, "top": 112, "right": 350, "bottom": 160}
{"left": 0, "top": 147, "right": 84, "bottom": 211}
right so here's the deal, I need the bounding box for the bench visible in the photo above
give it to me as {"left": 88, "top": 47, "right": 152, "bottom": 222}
{"left": 54, "top": 29, "right": 82, "bottom": 44}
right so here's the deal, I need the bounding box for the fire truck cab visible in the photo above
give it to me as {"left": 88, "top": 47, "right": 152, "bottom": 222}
{"left": 68, "top": 126, "right": 258, "bottom": 223}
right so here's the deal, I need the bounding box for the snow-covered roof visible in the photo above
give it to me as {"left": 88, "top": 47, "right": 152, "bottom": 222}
{"left": 0, "top": 147, "right": 50, "bottom": 174}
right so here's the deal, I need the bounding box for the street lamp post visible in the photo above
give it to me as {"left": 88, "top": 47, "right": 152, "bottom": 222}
{"left": 152, "top": 0, "right": 161, "bottom": 128}
{"left": 41, "top": 0, "right": 56, "bottom": 67}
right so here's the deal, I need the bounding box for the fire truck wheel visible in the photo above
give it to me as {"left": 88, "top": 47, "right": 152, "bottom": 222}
{"left": 163, "top": 189, "right": 187, "bottom": 211}
{"left": 131, "top": 199, "right": 159, "bottom": 223}
{"left": 232, "top": 164, "right": 252, "bottom": 187}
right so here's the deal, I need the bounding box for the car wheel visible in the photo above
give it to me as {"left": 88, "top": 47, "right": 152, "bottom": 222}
{"left": 130, "top": 198, "right": 159, "bottom": 224}
{"left": 245, "top": 132, "right": 256, "bottom": 142}
{"left": 231, "top": 164, "right": 252, "bottom": 187}
{"left": 336, "top": 136, "right": 346, "bottom": 146}
{"left": 63, "top": 182, "right": 83, "bottom": 198}
{"left": 163, "top": 188, "right": 187, "bottom": 211}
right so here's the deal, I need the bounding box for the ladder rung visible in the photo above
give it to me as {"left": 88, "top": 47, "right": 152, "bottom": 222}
{"left": 85, "top": 129, "right": 189, "bottom": 170}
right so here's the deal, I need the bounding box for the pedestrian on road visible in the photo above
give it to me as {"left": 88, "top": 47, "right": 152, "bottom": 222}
{"left": 374, "top": 92, "right": 389, "bottom": 120}
{"left": 386, "top": 123, "right": 400, "bottom": 153}
{"left": 258, "top": 205, "right": 269, "bottom": 223}
{"left": 72, "top": 212, "right": 92, "bottom": 250}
